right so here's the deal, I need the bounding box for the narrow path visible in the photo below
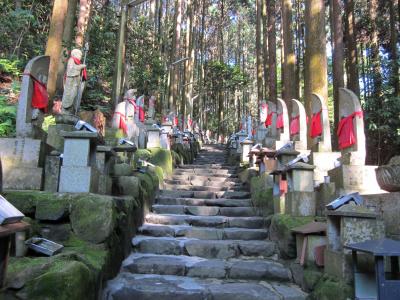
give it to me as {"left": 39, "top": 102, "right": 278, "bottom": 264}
{"left": 104, "top": 145, "right": 307, "bottom": 300}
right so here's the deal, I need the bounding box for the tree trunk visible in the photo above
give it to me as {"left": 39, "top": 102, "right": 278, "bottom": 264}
{"left": 389, "top": 0, "right": 399, "bottom": 96}
{"left": 304, "top": 0, "right": 328, "bottom": 147}
{"left": 45, "top": 0, "right": 69, "bottom": 103}
{"left": 369, "top": 0, "right": 382, "bottom": 98}
{"left": 330, "top": 0, "right": 345, "bottom": 148}
{"left": 267, "top": 0, "right": 278, "bottom": 104}
{"left": 281, "top": 0, "right": 296, "bottom": 113}
{"left": 256, "top": 0, "right": 264, "bottom": 105}
{"left": 75, "top": 0, "right": 92, "bottom": 48}
{"left": 261, "top": 0, "right": 269, "bottom": 100}
{"left": 217, "top": 0, "right": 225, "bottom": 138}
{"left": 344, "top": 0, "right": 360, "bottom": 96}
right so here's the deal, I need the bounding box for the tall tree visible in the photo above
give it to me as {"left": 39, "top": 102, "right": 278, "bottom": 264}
{"left": 304, "top": 0, "right": 328, "bottom": 147}
{"left": 344, "top": 0, "right": 360, "bottom": 96}
{"left": 267, "top": 0, "right": 278, "bottom": 104}
{"left": 45, "top": 0, "right": 69, "bottom": 102}
{"left": 369, "top": 0, "right": 382, "bottom": 98}
{"left": 389, "top": 0, "right": 399, "bottom": 96}
{"left": 255, "top": 0, "right": 263, "bottom": 104}
{"left": 75, "top": 0, "right": 92, "bottom": 47}
{"left": 330, "top": 0, "right": 345, "bottom": 146}
{"left": 261, "top": 0, "right": 269, "bottom": 100}
{"left": 281, "top": 0, "right": 296, "bottom": 113}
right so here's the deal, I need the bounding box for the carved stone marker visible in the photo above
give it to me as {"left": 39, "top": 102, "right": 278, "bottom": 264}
{"left": 311, "top": 93, "right": 331, "bottom": 152}
{"left": 266, "top": 99, "right": 290, "bottom": 149}
{"left": 290, "top": 99, "right": 307, "bottom": 150}
{"left": 337, "top": 88, "right": 366, "bottom": 165}
{"left": 17, "top": 56, "right": 50, "bottom": 138}
{"left": 59, "top": 131, "right": 99, "bottom": 193}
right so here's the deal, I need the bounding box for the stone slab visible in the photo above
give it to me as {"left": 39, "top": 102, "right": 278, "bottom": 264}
{"left": 59, "top": 166, "right": 98, "bottom": 193}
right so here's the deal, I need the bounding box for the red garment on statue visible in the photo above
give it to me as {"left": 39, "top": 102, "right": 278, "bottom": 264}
{"left": 174, "top": 116, "right": 179, "bottom": 127}
{"left": 24, "top": 73, "right": 49, "bottom": 111}
{"left": 280, "top": 180, "right": 288, "bottom": 194}
{"left": 276, "top": 113, "right": 284, "bottom": 129}
{"left": 337, "top": 111, "right": 363, "bottom": 149}
{"left": 310, "top": 110, "right": 322, "bottom": 138}
{"left": 265, "top": 112, "right": 273, "bottom": 127}
{"left": 114, "top": 112, "right": 127, "bottom": 134}
{"left": 71, "top": 57, "right": 87, "bottom": 81}
{"left": 290, "top": 115, "right": 300, "bottom": 136}
{"left": 139, "top": 107, "right": 145, "bottom": 123}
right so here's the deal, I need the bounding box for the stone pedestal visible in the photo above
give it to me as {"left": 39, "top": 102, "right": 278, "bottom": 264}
{"left": 276, "top": 149, "right": 299, "bottom": 170}
{"left": 285, "top": 163, "right": 316, "bottom": 217}
{"left": 328, "top": 164, "right": 386, "bottom": 195}
{"left": 240, "top": 140, "right": 253, "bottom": 163}
{"left": 59, "top": 131, "right": 99, "bottom": 193}
{"left": 272, "top": 171, "right": 286, "bottom": 214}
{"left": 311, "top": 151, "right": 341, "bottom": 185}
{"left": 315, "top": 182, "right": 336, "bottom": 217}
{"left": 146, "top": 128, "right": 161, "bottom": 149}
{"left": 255, "top": 126, "right": 267, "bottom": 144}
{"left": 236, "top": 133, "right": 248, "bottom": 154}
{"left": 160, "top": 122, "right": 172, "bottom": 150}
{"left": 138, "top": 124, "right": 146, "bottom": 149}
{"left": 46, "top": 124, "right": 75, "bottom": 152}
{"left": 325, "top": 204, "right": 385, "bottom": 283}
{"left": 0, "top": 138, "right": 44, "bottom": 190}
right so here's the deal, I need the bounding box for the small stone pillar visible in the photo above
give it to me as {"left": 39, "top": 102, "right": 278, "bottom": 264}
{"left": 236, "top": 132, "right": 248, "bottom": 154}
{"left": 276, "top": 149, "right": 300, "bottom": 170}
{"left": 325, "top": 204, "right": 385, "bottom": 283}
{"left": 96, "top": 146, "right": 116, "bottom": 195}
{"left": 240, "top": 140, "right": 254, "bottom": 163}
{"left": 146, "top": 127, "right": 161, "bottom": 149}
{"left": 44, "top": 151, "right": 62, "bottom": 192}
{"left": 272, "top": 169, "right": 287, "bottom": 214}
{"left": 285, "top": 162, "right": 316, "bottom": 216}
{"left": 290, "top": 99, "right": 308, "bottom": 151}
{"left": 59, "top": 131, "right": 99, "bottom": 193}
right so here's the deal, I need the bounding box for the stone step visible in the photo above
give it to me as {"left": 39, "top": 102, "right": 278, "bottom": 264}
{"left": 145, "top": 214, "right": 265, "bottom": 229}
{"left": 171, "top": 175, "right": 241, "bottom": 184}
{"left": 121, "top": 253, "right": 291, "bottom": 282}
{"left": 103, "top": 273, "right": 307, "bottom": 300}
{"left": 164, "top": 179, "right": 241, "bottom": 188}
{"left": 178, "top": 165, "right": 232, "bottom": 170}
{"left": 138, "top": 224, "right": 268, "bottom": 240}
{"left": 156, "top": 196, "right": 252, "bottom": 207}
{"left": 163, "top": 184, "right": 242, "bottom": 192}
{"left": 174, "top": 169, "right": 236, "bottom": 177}
{"left": 152, "top": 205, "right": 259, "bottom": 217}
{"left": 160, "top": 190, "right": 251, "bottom": 200}
{"left": 132, "top": 236, "right": 276, "bottom": 259}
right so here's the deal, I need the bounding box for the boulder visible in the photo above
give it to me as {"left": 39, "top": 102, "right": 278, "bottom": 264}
{"left": 35, "top": 195, "right": 69, "bottom": 221}
{"left": 70, "top": 194, "right": 116, "bottom": 244}
{"left": 149, "top": 148, "right": 173, "bottom": 176}
{"left": 116, "top": 176, "right": 140, "bottom": 198}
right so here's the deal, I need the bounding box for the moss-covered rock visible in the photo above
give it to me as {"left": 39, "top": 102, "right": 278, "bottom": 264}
{"left": 251, "top": 174, "right": 274, "bottom": 216}
{"left": 35, "top": 194, "right": 70, "bottom": 221}
{"left": 134, "top": 149, "right": 152, "bottom": 165}
{"left": 148, "top": 148, "right": 173, "bottom": 176}
{"left": 171, "top": 150, "right": 183, "bottom": 167}
{"left": 171, "top": 144, "right": 192, "bottom": 164}
{"left": 2, "top": 190, "right": 55, "bottom": 215}
{"left": 70, "top": 194, "right": 116, "bottom": 244}
{"left": 270, "top": 214, "right": 314, "bottom": 258}
{"left": 116, "top": 176, "right": 140, "bottom": 198}
{"left": 17, "top": 260, "right": 95, "bottom": 300}
{"left": 113, "top": 163, "right": 134, "bottom": 176}
{"left": 104, "top": 128, "right": 124, "bottom": 146}
{"left": 303, "top": 268, "right": 324, "bottom": 292}
{"left": 310, "top": 275, "right": 353, "bottom": 300}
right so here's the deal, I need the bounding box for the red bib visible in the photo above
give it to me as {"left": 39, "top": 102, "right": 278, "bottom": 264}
{"left": 114, "top": 112, "right": 127, "bottom": 134}
{"left": 71, "top": 57, "right": 87, "bottom": 81}
{"left": 310, "top": 110, "right": 322, "bottom": 138}
{"left": 265, "top": 112, "right": 273, "bottom": 126}
{"left": 290, "top": 115, "right": 300, "bottom": 136}
{"left": 276, "top": 113, "right": 284, "bottom": 129}
{"left": 24, "top": 73, "right": 49, "bottom": 112}
{"left": 337, "top": 111, "right": 363, "bottom": 149}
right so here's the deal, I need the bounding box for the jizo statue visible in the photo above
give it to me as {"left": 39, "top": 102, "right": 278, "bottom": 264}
{"left": 61, "top": 49, "right": 87, "bottom": 115}
{"left": 260, "top": 101, "right": 268, "bottom": 126}
{"left": 148, "top": 95, "right": 156, "bottom": 120}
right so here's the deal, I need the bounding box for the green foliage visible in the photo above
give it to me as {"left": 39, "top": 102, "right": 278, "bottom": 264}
{"left": 0, "top": 58, "right": 20, "bottom": 76}
{"left": 0, "top": 95, "right": 17, "bottom": 137}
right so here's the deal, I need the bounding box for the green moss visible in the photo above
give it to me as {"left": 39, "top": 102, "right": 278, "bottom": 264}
{"left": 272, "top": 214, "right": 314, "bottom": 230}
{"left": 303, "top": 268, "right": 323, "bottom": 291}
{"left": 152, "top": 166, "right": 164, "bottom": 187}
{"left": 20, "top": 260, "right": 95, "bottom": 300}
{"left": 148, "top": 148, "right": 173, "bottom": 176}
{"left": 35, "top": 194, "right": 69, "bottom": 221}
{"left": 134, "top": 149, "right": 151, "bottom": 163}
{"left": 250, "top": 174, "right": 274, "bottom": 216}
{"left": 2, "top": 190, "right": 57, "bottom": 215}
{"left": 171, "top": 150, "right": 183, "bottom": 167}
{"left": 310, "top": 275, "right": 353, "bottom": 300}
{"left": 63, "top": 235, "right": 108, "bottom": 272}
{"left": 104, "top": 128, "right": 124, "bottom": 146}
{"left": 171, "top": 144, "right": 192, "bottom": 164}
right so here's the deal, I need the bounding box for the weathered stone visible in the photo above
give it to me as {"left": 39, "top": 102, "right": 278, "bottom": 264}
{"left": 186, "top": 206, "right": 220, "bottom": 216}
{"left": 238, "top": 240, "right": 276, "bottom": 257}
{"left": 35, "top": 195, "right": 68, "bottom": 221}
{"left": 116, "top": 176, "right": 140, "bottom": 198}
{"left": 123, "top": 255, "right": 187, "bottom": 276}
{"left": 187, "top": 260, "right": 227, "bottom": 279}
{"left": 139, "top": 224, "right": 176, "bottom": 237}
{"left": 44, "top": 155, "right": 61, "bottom": 192}
{"left": 153, "top": 205, "right": 185, "bottom": 215}
{"left": 270, "top": 283, "right": 307, "bottom": 300}
{"left": 59, "top": 166, "right": 99, "bottom": 193}
{"left": 70, "top": 194, "right": 116, "bottom": 244}
{"left": 208, "top": 282, "right": 280, "bottom": 300}
{"left": 223, "top": 228, "right": 268, "bottom": 240}
{"left": 39, "top": 223, "right": 71, "bottom": 242}
{"left": 219, "top": 207, "right": 256, "bottom": 217}
{"left": 229, "top": 260, "right": 290, "bottom": 281}
{"left": 184, "top": 240, "right": 239, "bottom": 259}
{"left": 132, "top": 236, "right": 182, "bottom": 255}
{"left": 185, "top": 227, "right": 224, "bottom": 240}
{"left": 113, "top": 163, "right": 134, "bottom": 176}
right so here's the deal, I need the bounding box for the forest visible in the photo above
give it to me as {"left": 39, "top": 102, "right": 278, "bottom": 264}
{"left": 0, "top": 0, "right": 399, "bottom": 165}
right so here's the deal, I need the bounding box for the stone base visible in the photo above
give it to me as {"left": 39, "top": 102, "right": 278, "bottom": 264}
{"left": 98, "top": 175, "right": 112, "bottom": 195}
{"left": 47, "top": 124, "right": 75, "bottom": 152}
{"left": 285, "top": 192, "right": 316, "bottom": 217}
{"left": 264, "top": 137, "right": 288, "bottom": 150}
{"left": 3, "top": 167, "right": 43, "bottom": 190}
{"left": 315, "top": 183, "right": 336, "bottom": 217}
{"left": 311, "top": 152, "right": 341, "bottom": 185}
{"left": 273, "top": 195, "right": 286, "bottom": 214}
{"left": 59, "top": 166, "right": 99, "bottom": 193}
{"left": 324, "top": 248, "right": 353, "bottom": 283}
{"left": 328, "top": 164, "right": 386, "bottom": 195}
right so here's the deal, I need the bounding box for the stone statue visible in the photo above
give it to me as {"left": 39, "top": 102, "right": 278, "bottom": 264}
{"left": 112, "top": 89, "right": 139, "bottom": 142}
{"left": 148, "top": 95, "right": 156, "bottom": 120}
{"left": 260, "top": 101, "right": 268, "bottom": 126}
{"left": 136, "top": 95, "right": 145, "bottom": 123}
{"left": 61, "top": 49, "right": 86, "bottom": 115}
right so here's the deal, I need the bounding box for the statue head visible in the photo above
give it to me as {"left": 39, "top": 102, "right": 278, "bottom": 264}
{"left": 71, "top": 49, "right": 83, "bottom": 60}
{"left": 124, "top": 89, "right": 136, "bottom": 100}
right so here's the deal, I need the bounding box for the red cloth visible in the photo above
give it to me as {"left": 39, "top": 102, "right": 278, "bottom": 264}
{"left": 290, "top": 115, "right": 300, "bottom": 136}
{"left": 310, "top": 110, "right": 322, "bottom": 138}
{"left": 276, "top": 113, "right": 284, "bottom": 129}
{"left": 337, "top": 111, "right": 363, "bottom": 149}
{"left": 114, "top": 112, "right": 127, "bottom": 134}
{"left": 280, "top": 179, "right": 288, "bottom": 194}
{"left": 174, "top": 116, "right": 179, "bottom": 127}
{"left": 139, "top": 107, "right": 145, "bottom": 123}
{"left": 24, "top": 73, "right": 49, "bottom": 112}
{"left": 265, "top": 112, "right": 273, "bottom": 126}
{"left": 71, "top": 57, "right": 87, "bottom": 81}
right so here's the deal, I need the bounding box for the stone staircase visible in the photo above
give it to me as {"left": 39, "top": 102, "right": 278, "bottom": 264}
{"left": 103, "top": 145, "right": 307, "bottom": 300}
